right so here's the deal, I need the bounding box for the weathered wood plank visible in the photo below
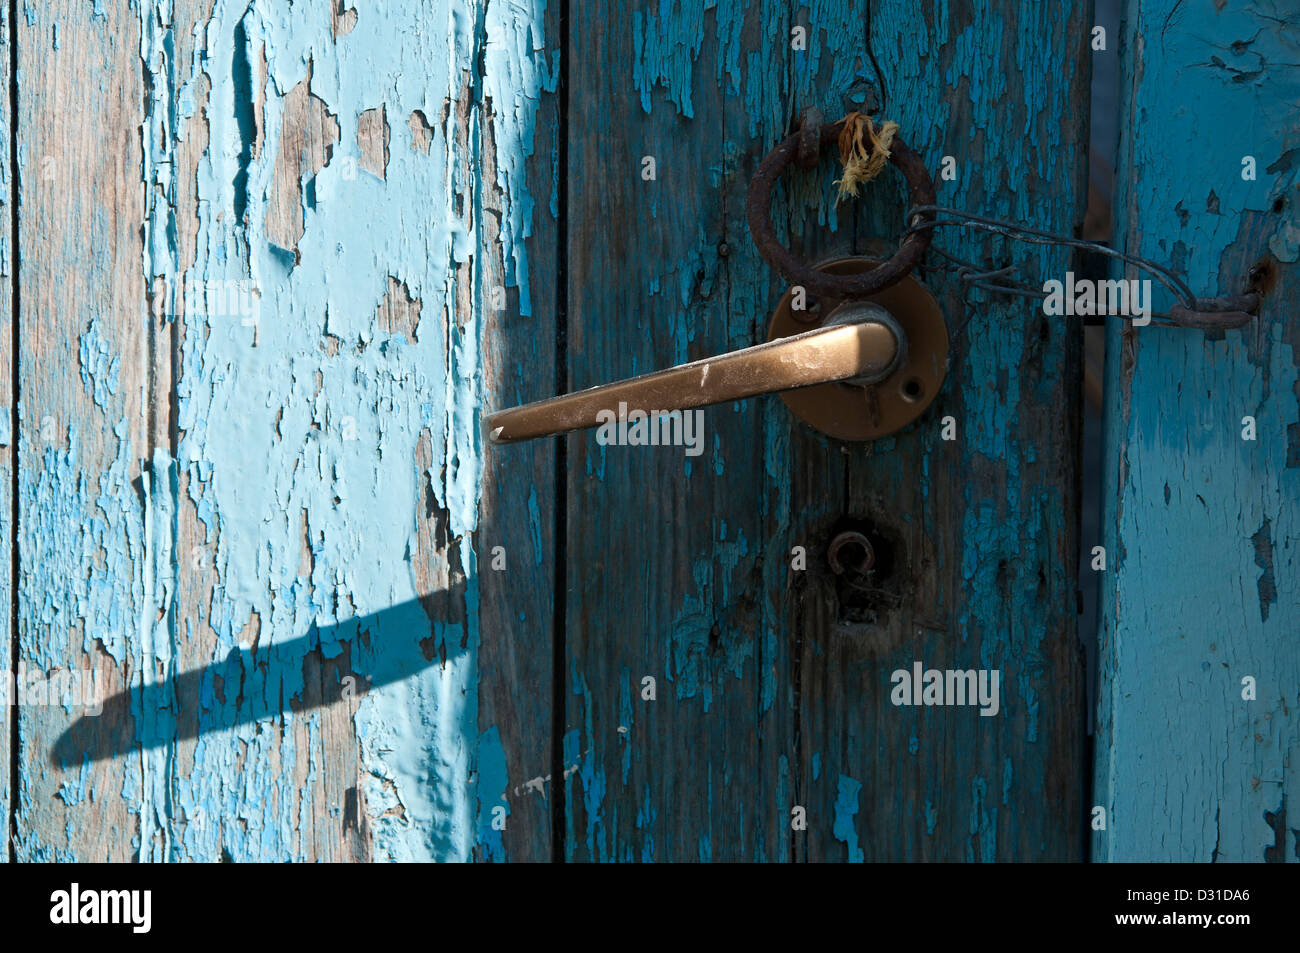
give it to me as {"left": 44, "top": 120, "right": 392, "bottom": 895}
{"left": 475, "top": 0, "right": 561, "bottom": 862}
{"left": 795, "top": 0, "right": 1090, "bottom": 862}
{"left": 0, "top": 3, "right": 12, "bottom": 864}
{"left": 562, "top": 0, "right": 1088, "bottom": 861}
{"left": 161, "top": 0, "right": 557, "bottom": 862}
{"left": 15, "top": 0, "right": 153, "bottom": 860}
{"left": 20, "top": 0, "right": 558, "bottom": 861}
{"left": 1096, "top": 0, "right": 1300, "bottom": 862}
{"left": 563, "top": 0, "right": 799, "bottom": 861}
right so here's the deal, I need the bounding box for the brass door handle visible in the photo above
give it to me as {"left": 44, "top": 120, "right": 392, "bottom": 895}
{"left": 487, "top": 302, "right": 904, "bottom": 444}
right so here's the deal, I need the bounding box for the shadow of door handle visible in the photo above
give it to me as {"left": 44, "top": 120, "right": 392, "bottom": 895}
{"left": 486, "top": 303, "right": 904, "bottom": 444}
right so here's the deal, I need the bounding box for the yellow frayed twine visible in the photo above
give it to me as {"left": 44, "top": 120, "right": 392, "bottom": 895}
{"left": 833, "top": 112, "right": 899, "bottom": 204}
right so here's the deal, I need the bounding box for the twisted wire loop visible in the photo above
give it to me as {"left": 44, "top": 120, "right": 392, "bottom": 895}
{"left": 747, "top": 111, "right": 1262, "bottom": 331}
{"left": 901, "top": 206, "right": 1260, "bottom": 330}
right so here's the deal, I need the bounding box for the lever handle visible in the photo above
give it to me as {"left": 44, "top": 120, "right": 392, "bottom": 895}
{"left": 486, "top": 304, "right": 902, "bottom": 444}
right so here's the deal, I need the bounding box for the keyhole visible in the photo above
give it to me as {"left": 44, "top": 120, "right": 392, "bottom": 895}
{"left": 828, "top": 531, "right": 875, "bottom": 575}
{"left": 825, "top": 517, "right": 904, "bottom": 629}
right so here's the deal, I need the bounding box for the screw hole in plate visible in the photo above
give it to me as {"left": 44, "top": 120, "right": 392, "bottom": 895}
{"left": 900, "top": 377, "right": 924, "bottom": 402}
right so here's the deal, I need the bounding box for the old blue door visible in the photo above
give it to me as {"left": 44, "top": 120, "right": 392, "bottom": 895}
{"left": 555, "top": 1, "right": 1089, "bottom": 862}
{"left": 2, "top": 0, "right": 1291, "bottom": 863}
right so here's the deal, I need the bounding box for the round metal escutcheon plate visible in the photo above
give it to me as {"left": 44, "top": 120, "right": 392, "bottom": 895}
{"left": 767, "top": 257, "right": 949, "bottom": 441}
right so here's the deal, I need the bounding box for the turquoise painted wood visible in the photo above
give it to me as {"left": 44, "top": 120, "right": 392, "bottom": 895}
{"left": 1095, "top": 0, "right": 1300, "bottom": 862}
{"left": 808, "top": 0, "right": 1088, "bottom": 862}
{"left": 18, "top": 0, "right": 1289, "bottom": 864}
{"left": 0, "top": 4, "right": 11, "bottom": 866}
{"left": 0, "top": 0, "right": 1094, "bottom": 862}
{"left": 8, "top": 0, "right": 558, "bottom": 861}
{"left": 561, "top": 0, "right": 1088, "bottom": 861}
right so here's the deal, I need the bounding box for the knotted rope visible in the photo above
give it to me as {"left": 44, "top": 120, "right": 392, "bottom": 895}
{"left": 833, "top": 112, "right": 899, "bottom": 204}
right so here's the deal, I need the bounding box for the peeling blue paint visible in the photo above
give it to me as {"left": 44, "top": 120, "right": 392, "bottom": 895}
{"left": 1097, "top": 0, "right": 1300, "bottom": 863}
{"left": 13, "top": 0, "right": 555, "bottom": 861}
{"left": 832, "top": 774, "right": 863, "bottom": 862}
{"left": 475, "top": 724, "right": 509, "bottom": 861}
{"left": 77, "top": 319, "right": 121, "bottom": 409}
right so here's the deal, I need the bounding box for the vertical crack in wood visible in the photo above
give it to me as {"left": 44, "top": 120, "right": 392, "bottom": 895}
{"left": 551, "top": 0, "right": 571, "bottom": 864}
{"left": 6, "top": 0, "right": 20, "bottom": 864}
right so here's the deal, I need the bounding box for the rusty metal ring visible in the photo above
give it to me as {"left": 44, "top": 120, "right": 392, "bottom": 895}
{"left": 746, "top": 119, "right": 936, "bottom": 300}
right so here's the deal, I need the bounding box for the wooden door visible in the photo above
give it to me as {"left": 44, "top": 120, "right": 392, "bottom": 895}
{"left": 24, "top": 0, "right": 1292, "bottom": 864}
{"left": 560, "top": 2, "right": 1088, "bottom": 861}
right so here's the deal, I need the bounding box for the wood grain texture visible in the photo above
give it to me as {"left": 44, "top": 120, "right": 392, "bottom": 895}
{"left": 562, "top": 0, "right": 1087, "bottom": 860}
{"left": 1096, "top": 0, "right": 1300, "bottom": 862}
{"left": 14, "top": 0, "right": 152, "bottom": 860}
{"left": 801, "top": 0, "right": 1089, "bottom": 862}
{"left": 28, "top": 0, "right": 1287, "bottom": 865}
{"left": 0, "top": 2, "right": 12, "bottom": 864}
{"left": 563, "top": 0, "right": 799, "bottom": 862}
{"left": 15, "top": 0, "right": 559, "bottom": 861}
{"left": 475, "top": 0, "right": 561, "bottom": 862}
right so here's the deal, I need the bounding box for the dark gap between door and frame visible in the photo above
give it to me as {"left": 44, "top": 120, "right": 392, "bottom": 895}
{"left": 549, "top": 0, "right": 571, "bottom": 865}
{"left": 8, "top": 0, "right": 22, "bottom": 863}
